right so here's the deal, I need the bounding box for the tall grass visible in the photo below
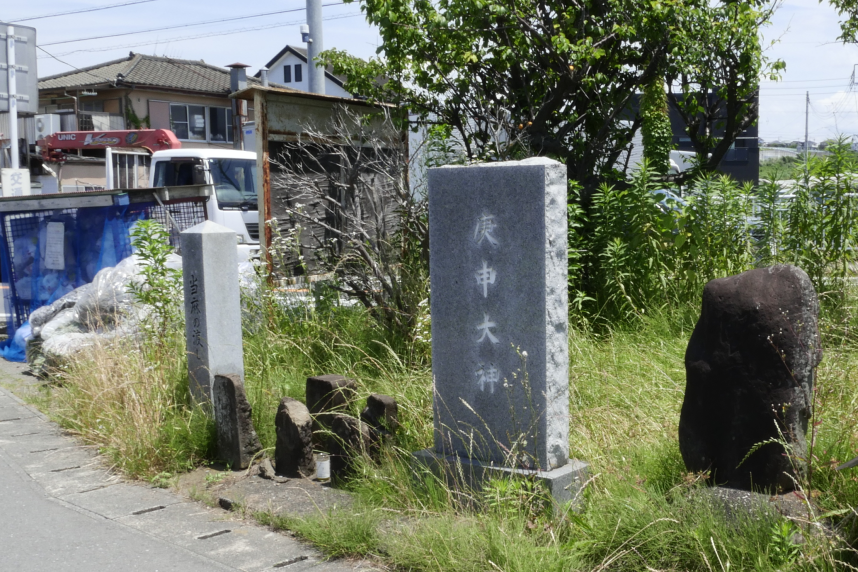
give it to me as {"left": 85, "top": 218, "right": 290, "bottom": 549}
{"left": 39, "top": 331, "right": 214, "bottom": 478}
{"left": 572, "top": 145, "right": 858, "bottom": 329}
{"left": 36, "top": 276, "right": 858, "bottom": 569}
{"left": 264, "top": 308, "right": 858, "bottom": 570}
{"left": 30, "top": 146, "right": 858, "bottom": 568}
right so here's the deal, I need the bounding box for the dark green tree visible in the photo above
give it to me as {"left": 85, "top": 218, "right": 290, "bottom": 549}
{"left": 322, "top": 0, "right": 781, "bottom": 196}
{"left": 828, "top": 0, "right": 858, "bottom": 42}
{"left": 641, "top": 78, "right": 673, "bottom": 176}
{"left": 665, "top": 1, "right": 782, "bottom": 183}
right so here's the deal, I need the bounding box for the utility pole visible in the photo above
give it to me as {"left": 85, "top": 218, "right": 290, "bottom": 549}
{"left": 305, "top": 0, "right": 325, "bottom": 95}
{"left": 7, "top": 25, "right": 18, "bottom": 169}
{"left": 804, "top": 91, "right": 810, "bottom": 174}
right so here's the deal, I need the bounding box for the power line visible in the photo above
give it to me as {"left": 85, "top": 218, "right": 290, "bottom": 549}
{"left": 760, "top": 77, "right": 853, "bottom": 83}
{"left": 41, "top": 3, "right": 344, "bottom": 47}
{"left": 9, "top": 0, "right": 157, "bottom": 23}
{"left": 760, "top": 84, "right": 850, "bottom": 90}
{"left": 36, "top": 46, "right": 122, "bottom": 85}
{"left": 39, "top": 12, "right": 362, "bottom": 58}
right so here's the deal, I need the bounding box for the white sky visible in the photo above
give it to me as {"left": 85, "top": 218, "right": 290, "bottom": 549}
{"left": 4, "top": 0, "right": 857, "bottom": 143}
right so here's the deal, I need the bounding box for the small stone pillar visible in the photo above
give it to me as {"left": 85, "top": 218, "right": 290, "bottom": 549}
{"left": 181, "top": 221, "right": 244, "bottom": 403}
{"left": 275, "top": 397, "right": 315, "bottom": 477}
{"left": 213, "top": 374, "right": 262, "bottom": 470}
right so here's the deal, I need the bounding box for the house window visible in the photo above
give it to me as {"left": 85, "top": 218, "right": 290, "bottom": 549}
{"left": 209, "top": 107, "right": 234, "bottom": 143}
{"left": 169, "top": 103, "right": 232, "bottom": 143}
{"left": 284, "top": 66, "right": 292, "bottom": 83}
{"left": 294, "top": 64, "right": 302, "bottom": 82}
{"left": 80, "top": 101, "right": 104, "bottom": 112}
{"left": 170, "top": 104, "right": 205, "bottom": 141}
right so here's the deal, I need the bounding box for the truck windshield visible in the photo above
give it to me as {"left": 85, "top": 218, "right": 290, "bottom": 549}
{"left": 208, "top": 158, "right": 257, "bottom": 210}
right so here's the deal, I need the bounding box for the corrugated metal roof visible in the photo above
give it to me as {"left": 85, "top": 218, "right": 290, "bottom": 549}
{"left": 39, "top": 53, "right": 265, "bottom": 94}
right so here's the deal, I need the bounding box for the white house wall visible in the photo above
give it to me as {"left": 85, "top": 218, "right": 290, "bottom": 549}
{"left": 268, "top": 53, "right": 351, "bottom": 98}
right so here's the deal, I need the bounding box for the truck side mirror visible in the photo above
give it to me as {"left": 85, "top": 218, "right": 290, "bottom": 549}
{"left": 192, "top": 164, "right": 207, "bottom": 185}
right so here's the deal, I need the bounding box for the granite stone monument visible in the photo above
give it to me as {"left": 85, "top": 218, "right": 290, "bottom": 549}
{"left": 416, "top": 158, "right": 587, "bottom": 505}
{"left": 181, "top": 221, "right": 244, "bottom": 403}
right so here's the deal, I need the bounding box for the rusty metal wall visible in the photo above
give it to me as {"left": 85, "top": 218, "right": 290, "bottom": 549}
{"left": 252, "top": 88, "right": 402, "bottom": 276}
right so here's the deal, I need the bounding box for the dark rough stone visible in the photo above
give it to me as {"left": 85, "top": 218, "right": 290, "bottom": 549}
{"left": 698, "top": 487, "right": 817, "bottom": 523}
{"left": 306, "top": 375, "right": 357, "bottom": 416}
{"left": 259, "top": 457, "right": 290, "bottom": 483}
{"left": 274, "top": 397, "right": 315, "bottom": 478}
{"left": 360, "top": 394, "right": 399, "bottom": 443}
{"left": 212, "top": 374, "right": 262, "bottom": 470}
{"left": 329, "top": 414, "right": 373, "bottom": 481}
{"left": 306, "top": 375, "right": 358, "bottom": 446}
{"left": 680, "top": 265, "right": 822, "bottom": 492}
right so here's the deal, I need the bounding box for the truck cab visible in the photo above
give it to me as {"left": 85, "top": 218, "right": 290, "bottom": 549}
{"left": 149, "top": 149, "right": 259, "bottom": 261}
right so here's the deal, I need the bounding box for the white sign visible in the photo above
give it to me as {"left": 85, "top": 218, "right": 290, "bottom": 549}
{"left": 44, "top": 221, "right": 65, "bottom": 270}
{"left": 1, "top": 167, "right": 29, "bottom": 197}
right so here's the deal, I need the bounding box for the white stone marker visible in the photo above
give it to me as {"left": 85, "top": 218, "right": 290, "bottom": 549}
{"left": 181, "top": 221, "right": 244, "bottom": 403}
{"left": 417, "top": 158, "right": 586, "bottom": 504}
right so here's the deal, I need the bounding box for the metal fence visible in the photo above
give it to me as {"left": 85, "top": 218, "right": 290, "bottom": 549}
{"left": 0, "top": 196, "right": 206, "bottom": 330}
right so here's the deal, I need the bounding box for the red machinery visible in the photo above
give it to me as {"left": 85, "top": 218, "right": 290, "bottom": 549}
{"left": 37, "top": 129, "right": 181, "bottom": 162}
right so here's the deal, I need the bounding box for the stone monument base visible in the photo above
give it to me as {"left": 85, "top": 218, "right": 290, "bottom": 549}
{"left": 413, "top": 449, "right": 589, "bottom": 509}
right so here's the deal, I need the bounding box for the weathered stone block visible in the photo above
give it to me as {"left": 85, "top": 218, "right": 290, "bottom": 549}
{"left": 680, "top": 265, "right": 822, "bottom": 492}
{"left": 274, "top": 397, "right": 315, "bottom": 478}
{"left": 427, "top": 158, "right": 569, "bottom": 471}
{"left": 306, "top": 375, "right": 357, "bottom": 416}
{"left": 329, "top": 414, "right": 373, "bottom": 481}
{"left": 360, "top": 394, "right": 399, "bottom": 438}
{"left": 212, "top": 374, "right": 262, "bottom": 470}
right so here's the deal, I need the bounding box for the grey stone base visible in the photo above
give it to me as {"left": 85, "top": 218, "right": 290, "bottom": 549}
{"left": 413, "top": 449, "right": 589, "bottom": 510}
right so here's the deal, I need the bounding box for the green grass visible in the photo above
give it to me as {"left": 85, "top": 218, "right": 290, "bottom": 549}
{"left": 31, "top": 331, "right": 215, "bottom": 479}
{"left": 34, "top": 284, "right": 858, "bottom": 570}
{"left": 235, "top": 300, "right": 858, "bottom": 570}
{"left": 760, "top": 156, "right": 801, "bottom": 181}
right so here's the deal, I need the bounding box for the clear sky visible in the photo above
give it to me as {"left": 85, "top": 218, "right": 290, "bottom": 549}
{"left": 4, "top": 0, "right": 858, "bottom": 144}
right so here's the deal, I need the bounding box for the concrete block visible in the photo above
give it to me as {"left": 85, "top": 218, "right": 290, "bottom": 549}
{"left": 413, "top": 448, "right": 589, "bottom": 509}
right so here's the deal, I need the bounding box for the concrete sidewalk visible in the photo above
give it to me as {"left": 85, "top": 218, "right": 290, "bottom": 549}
{"left": 0, "top": 360, "right": 375, "bottom": 572}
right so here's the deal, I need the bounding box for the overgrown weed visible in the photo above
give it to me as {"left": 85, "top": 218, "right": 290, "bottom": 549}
{"left": 41, "top": 332, "right": 214, "bottom": 478}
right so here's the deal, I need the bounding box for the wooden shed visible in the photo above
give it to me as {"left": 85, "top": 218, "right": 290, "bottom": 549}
{"left": 231, "top": 85, "right": 404, "bottom": 276}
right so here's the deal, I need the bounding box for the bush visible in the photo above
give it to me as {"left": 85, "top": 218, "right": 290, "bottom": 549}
{"left": 571, "top": 148, "right": 858, "bottom": 330}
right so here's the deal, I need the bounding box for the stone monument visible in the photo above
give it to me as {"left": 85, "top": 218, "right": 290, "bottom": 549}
{"left": 680, "top": 265, "right": 821, "bottom": 491}
{"left": 181, "top": 221, "right": 244, "bottom": 403}
{"left": 415, "top": 158, "right": 587, "bottom": 505}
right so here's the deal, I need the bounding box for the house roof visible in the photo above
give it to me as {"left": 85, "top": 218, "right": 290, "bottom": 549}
{"left": 39, "top": 53, "right": 282, "bottom": 95}
{"left": 256, "top": 45, "right": 346, "bottom": 89}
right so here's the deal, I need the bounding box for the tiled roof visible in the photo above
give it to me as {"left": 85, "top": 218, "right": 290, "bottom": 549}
{"left": 39, "top": 53, "right": 273, "bottom": 94}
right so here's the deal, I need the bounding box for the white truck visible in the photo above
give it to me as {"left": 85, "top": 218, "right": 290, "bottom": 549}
{"left": 148, "top": 149, "right": 260, "bottom": 261}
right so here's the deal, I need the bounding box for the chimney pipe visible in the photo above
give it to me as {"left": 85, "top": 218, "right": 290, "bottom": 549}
{"left": 306, "top": 0, "right": 325, "bottom": 95}
{"left": 260, "top": 67, "right": 269, "bottom": 87}
{"left": 227, "top": 63, "right": 250, "bottom": 150}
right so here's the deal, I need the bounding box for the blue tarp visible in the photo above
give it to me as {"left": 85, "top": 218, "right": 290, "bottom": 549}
{"left": 0, "top": 205, "right": 148, "bottom": 358}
